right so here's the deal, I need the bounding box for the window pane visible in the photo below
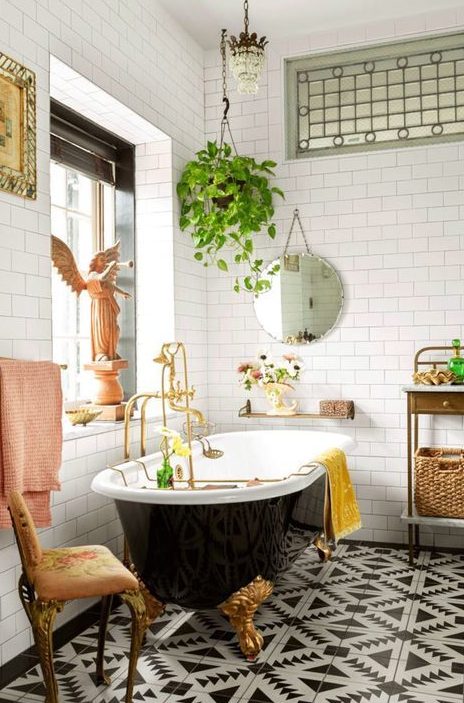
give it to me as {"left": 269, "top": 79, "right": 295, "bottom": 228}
{"left": 66, "top": 169, "right": 93, "bottom": 215}
{"left": 51, "top": 165, "right": 114, "bottom": 402}
{"left": 103, "top": 183, "right": 115, "bottom": 250}
{"left": 66, "top": 213, "right": 94, "bottom": 270}
{"left": 50, "top": 206, "right": 66, "bottom": 238}
{"left": 50, "top": 162, "right": 66, "bottom": 207}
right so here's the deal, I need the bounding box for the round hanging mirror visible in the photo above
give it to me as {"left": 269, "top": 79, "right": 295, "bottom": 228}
{"left": 253, "top": 252, "right": 344, "bottom": 344}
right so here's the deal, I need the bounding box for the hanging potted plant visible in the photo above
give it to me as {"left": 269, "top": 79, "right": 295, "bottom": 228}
{"left": 177, "top": 140, "right": 283, "bottom": 295}
{"left": 176, "top": 30, "right": 283, "bottom": 296}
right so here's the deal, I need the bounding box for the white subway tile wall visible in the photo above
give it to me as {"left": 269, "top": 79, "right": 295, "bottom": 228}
{"left": 204, "top": 9, "right": 464, "bottom": 552}
{"left": 0, "top": 0, "right": 206, "bottom": 667}
{"left": 1, "top": 0, "right": 464, "bottom": 670}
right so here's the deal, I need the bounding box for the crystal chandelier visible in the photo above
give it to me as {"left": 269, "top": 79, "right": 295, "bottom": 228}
{"left": 228, "top": 0, "right": 268, "bottom": 95}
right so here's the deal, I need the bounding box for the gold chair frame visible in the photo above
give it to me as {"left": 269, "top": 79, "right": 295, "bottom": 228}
{"left": 9, "top": 500, "right": 149, "bottom": 703}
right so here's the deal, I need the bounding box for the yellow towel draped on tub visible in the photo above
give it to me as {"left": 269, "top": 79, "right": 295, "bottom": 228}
{"left": 315, "top": 448, "right": 362, "bottom": 541}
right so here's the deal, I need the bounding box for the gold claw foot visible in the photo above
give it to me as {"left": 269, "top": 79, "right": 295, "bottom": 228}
{"left": 219, "top": 575, "right": 273, "bottom": 660}
{"left": 314, "top": 534, "right": 333, "bottom": 562}
{"left": 129, "top": 564, "right": 165, "bottom": 627}
{"left": 138, "top": 579, "right": 165, "bottom": 627}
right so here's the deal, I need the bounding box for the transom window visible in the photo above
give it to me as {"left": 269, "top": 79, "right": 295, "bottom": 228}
{"left": 285, "top": 32, "right": 464, "bottom": 158}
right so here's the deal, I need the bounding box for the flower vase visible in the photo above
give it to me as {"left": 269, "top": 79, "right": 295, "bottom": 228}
{"left": 157, "top": 458, "right": 174, "bottom": 489}
{"left": 263, "top": 382, "right": 298, "bottom": 416}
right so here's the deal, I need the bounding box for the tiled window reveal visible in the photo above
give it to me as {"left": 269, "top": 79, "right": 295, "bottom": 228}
{"left": 285, "top": 32, "right": 464, "bottom": 158}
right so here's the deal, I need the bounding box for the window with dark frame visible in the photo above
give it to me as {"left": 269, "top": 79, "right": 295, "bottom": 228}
{"left": 50, "top": 101, "right": 136, "bottom": 402}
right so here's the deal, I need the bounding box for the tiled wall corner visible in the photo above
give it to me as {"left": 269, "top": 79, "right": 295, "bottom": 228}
{"left": 204, "top": 7, "right": 464, "bottom": 549}
{"left": 0, "top": 0, "right": 206, "bottom": 667}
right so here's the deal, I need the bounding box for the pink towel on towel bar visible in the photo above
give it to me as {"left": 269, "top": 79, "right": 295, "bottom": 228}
{"left": 0, "top": 359, "right": 63, "bottom": 528}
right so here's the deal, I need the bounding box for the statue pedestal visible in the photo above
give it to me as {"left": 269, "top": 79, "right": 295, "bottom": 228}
{"left": 84, "top": 359, "right": 129, "bottom": 422}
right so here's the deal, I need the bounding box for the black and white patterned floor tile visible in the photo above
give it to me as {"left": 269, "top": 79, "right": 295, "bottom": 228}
{"left": 312, "top": 681, "right": 391, "bottom": 702}
{"left": 1, "top": 664, "right": 116, "bottom": 702}
{"left": 389, "top": 695, "right": 463, "bottom": 703}
{"left": 94, "top": 678, "right": 244, "bottom": 703}
{"left": 1, "top": 545, "right": 463, "bottom": 703}
{"left": 406, "top": 596, "right": 464, "bottom": 642}
{"left": 334, "top": 628, "right": 405, "bottom": 660}
{"left": 151, "top": 618, "right": 227, "bottom": 659}
{"left": 394, "top": 656, "right": 464, "bottom": 701}
{"left": 179, "top": 658, "right": 265, "bottom": 699}
{"left": 418, "top": 565, "right": 464, "bottom": 601}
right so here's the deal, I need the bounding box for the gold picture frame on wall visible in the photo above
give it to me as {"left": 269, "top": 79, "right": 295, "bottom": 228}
{"left": 0, "top": 52, "right": 36, "bottom": 199}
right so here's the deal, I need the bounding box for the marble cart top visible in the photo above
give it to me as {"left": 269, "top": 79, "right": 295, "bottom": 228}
{"left": 402, "top": 384, "right": 464, "bottom": 392}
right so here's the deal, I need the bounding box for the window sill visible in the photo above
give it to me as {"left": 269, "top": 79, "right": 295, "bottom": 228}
{"left": 63, "top": 412, "right": 177, "bottom": 442}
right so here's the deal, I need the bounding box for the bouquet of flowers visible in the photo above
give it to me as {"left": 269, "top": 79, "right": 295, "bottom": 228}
{"left": 237, "top": 350, "right": 303, "bottom": 391}
{"left": 157, "top": 426, "right": 191, "bottom": 488}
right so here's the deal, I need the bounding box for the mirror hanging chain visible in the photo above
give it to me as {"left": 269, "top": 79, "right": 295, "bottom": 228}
{"left": 284, "top": 208, "right": 312, "bottom": 256}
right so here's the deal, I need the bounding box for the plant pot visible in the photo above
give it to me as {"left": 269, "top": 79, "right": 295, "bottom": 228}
{"left": 263, "top": 382, "right": 298, "bottom": 416}
{"left": 211, "top": 178, "right": 246, "bottom": 209}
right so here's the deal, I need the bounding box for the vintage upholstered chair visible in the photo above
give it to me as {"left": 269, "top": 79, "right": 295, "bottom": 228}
{"left": 8, "top": 491, "right": 148, "bottom": 703}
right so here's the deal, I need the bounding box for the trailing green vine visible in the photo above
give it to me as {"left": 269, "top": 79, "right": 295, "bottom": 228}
{"left": 177, "top": 141, "right": 284, "bottom": 295}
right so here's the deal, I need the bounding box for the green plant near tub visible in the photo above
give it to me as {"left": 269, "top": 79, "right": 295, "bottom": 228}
{"left": 157, "top": 426, "right": 191, "bottom": 489}
{"left": 176, "top": 140, "right": 283, "bottom": 295}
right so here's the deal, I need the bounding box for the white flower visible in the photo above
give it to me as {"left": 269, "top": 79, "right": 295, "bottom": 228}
{"left": 286, "top": 358, "right": 304, "bottom": 378}
{"left": 256, "top": 348, "right": 272, "bottom": 365}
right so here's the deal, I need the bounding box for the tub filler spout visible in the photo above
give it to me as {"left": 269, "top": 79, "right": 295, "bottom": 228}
{"left": 125, "top": 342, "right": 207, "bottom": 487}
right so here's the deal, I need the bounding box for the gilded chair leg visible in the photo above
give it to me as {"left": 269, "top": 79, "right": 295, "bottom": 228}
{"left": 219, "top": 575, "right": 273, "bottom": 661}
{"left": 314, "top": 533, "right": 333, "bottom": 562}
{"left": 30, "top": 599, "right": 64, "bottom": 703}
{"left": 120, "top": 590, "right": 149, "bottom": 703}
{"left": 129, "top": 565, "right": 165, "bottom": 628}
{"left": 96, "top": 595, "right": 113, "bottom": 685}
{"left": 18, "top": 573, "right": 34, "bottom": 625}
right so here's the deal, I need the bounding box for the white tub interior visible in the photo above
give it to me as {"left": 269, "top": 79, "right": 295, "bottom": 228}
{"left": 91, "top": 430, "right": 354, "bottom": 505}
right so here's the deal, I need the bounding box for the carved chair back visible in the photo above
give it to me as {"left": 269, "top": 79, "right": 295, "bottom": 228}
{"left": 7, "top": 491, "right": 43, "bottom": 584}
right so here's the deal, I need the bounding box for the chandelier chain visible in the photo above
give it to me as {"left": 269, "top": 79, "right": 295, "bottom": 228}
{"left": 219, "top": 28, "right": 238, "bottom": 155}
{"left": 244, "top": 0, "right": 249, "bottom": 34}
{"left": 221, "top": 28, "right": 228, "bottom": 102}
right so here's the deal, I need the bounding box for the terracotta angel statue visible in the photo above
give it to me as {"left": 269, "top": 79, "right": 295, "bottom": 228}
{"left": 51, "top": 236, "right": 133, "bottom": 362}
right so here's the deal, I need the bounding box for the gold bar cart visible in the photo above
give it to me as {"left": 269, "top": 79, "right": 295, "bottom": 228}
{"left": 402, "top": 345, "right": 464, "bottom": 565}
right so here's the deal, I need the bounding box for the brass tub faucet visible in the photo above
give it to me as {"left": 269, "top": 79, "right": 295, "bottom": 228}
{"left": 124, "top": 342, "right": 207, "bottom": 487}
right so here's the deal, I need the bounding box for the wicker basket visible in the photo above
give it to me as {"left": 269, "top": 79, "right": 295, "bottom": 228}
{"left": 415, "top": 447, "right": 464, "bottom": 518}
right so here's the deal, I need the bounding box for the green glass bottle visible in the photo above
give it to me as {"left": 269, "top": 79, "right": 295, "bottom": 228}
{"left": 157, "top": 458, "right": 174, "bottom": 489}
{"left": 448, "top": 339, "right": 464, "bottom": 383}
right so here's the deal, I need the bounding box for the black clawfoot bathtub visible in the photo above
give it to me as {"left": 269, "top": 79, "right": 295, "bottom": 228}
{"left": 92, "top": 429, "right": 353, "bottom": 656}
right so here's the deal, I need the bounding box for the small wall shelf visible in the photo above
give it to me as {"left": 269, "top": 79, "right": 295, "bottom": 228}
{"left": 238, "top": 399, "right": 355, "bottom": 420}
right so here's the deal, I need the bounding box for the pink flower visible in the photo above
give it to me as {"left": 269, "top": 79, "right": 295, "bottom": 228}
{"left": 283, "top": 353, "right": 297, "bottom": 361}
{"left": 237, "top": 362, "right": 252, "bottom": 373}
{"left": 57, "top": 550, "right": 98, "bottom": 566}
{"left": 250, "top": 369, "right": 262, "bottom": 380}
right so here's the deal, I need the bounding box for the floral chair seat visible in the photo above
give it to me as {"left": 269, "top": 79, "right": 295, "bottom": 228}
{"left": 33, "top": 545, "right": 139, "bottom": 601}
